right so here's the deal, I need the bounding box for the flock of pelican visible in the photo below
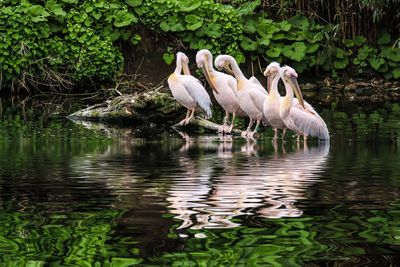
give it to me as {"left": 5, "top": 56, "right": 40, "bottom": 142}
{"left": 168, "top": 49, "right": 329, "bottom": 141}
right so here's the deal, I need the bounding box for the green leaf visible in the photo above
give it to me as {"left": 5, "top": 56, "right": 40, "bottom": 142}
{"left": 278, "top": 21, "right": 291, "bottom": 31}
{"left": 125, "top": 0, "right": 142, "bottom": 7}
{"left": 335, "top": 48, "right": 346, "bottom": 59}
{"left": 333, "top": 58, "right": 349, "bottom": 69}
{"left": 354, "top": 36, "right": 367, "bottom": 46}
{"left": 240, "top": 36, "right": 258, "bottom": 51}
{"left": 160, "top": 16, "right": 185, "bottom": 32}
{"left": 343, "top": 39, "right": 355, "bottom": 48}
{"left": 392, "top": 68, "right": 400, "bottom": 79}
{"left": 243, "top": 18, "right": 257, "bottom": 34}
{"left": 266, "top": 44, "right": 282, "bottom": 58}
{"left": 163, "top": 52, "right": 174, "bottom": 65}
{"left": 202, "top": 23, "right": 222, "bottom": 38}
{"left": 368, "top": 56, "right": 385, "bottom": 70}
{"left": 283, "top": 42, "right": 307, "bottom": 61}
{"left": 28, "top": 5, "right": 50, "bottom": 22}
{"left": 185, "top": 14, "right": 203, "bottom": 31}
{"left": 380, "top": 47, "right": 400, "bottom": 62}
{"left": 178, "top": 0, "right": 202, "bottom": 12}
{"left": 236, "top": 0, "right": 261, "bottom": 16}
{"left": 307, "top": 43, "right": 319, "bottom": 53}
{"left": 288, "top": 15, "right": 309, "bottom": 29}
{"left": 259, "top": 37, "right": 270, "bottom": 47}
{"left": 114, "top": 11, "right": 137, "bottom": 27}
{"left": 130, "top": 34, "right": 141, "bottom": 45}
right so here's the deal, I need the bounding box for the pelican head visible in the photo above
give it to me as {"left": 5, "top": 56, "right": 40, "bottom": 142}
{"left": 214, "top": 55, "right": 235, "bottom": 75}
{"left": 196, "top": 49, "right": 219, "bottom": 94}
{"left": 280, "top": 66, "right": 305, "bottom": 108}
{"left": 263, "top": 62, "right": 280, "bottom": 93}
{"left": 177, "top": 52, "right": 190, "bottom": 75}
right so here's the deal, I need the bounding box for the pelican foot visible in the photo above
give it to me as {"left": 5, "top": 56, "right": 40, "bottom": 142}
{"left": 225, "top": 124, "right": 234, "bottom": 134}
{"left": 184, "top": 117, "right": 193, "bottom": 125}
{"left": 217, "top": 124, "right": 225, "bottom": 133}
{"left": 178, "top": 119, "right": 187, "bottom": 126}
{"left": 241, "top": 131, "right": 249, "bottom": 138}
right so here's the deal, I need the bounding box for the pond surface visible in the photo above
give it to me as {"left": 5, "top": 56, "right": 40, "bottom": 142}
{"left": 1, "top": 97, "right": 400, "bottom": 266}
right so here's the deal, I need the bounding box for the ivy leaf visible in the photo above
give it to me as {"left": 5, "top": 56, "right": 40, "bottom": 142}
{"left": 28, "top": 5, "right": 50, "bottom": 22}
{"left": 283, "top": 42, "right": 307, "bottom": 61}
{"left": 236, "top": 0, "right": 261, "bottom": 16}
{"left": 125, "top": 0, "right": 142, "bottom": 7}
{"left": 240, "top": 36, "right": 258, "bottom": 51}
{"left": 278, "top": 21, "right": 291, "bottom": 31}
{"left": 178, "top": 0, "right": 201, "bottom": 12}
{"left": 243, "top": 18, "right": 257, "bottom": 34}
{"left": 288, "top": 15, "right": 309, "bottom": 29}
{"left": 380, "top": 47, "right": 400, "bottom": 62}
{"left": 202, "top": 23, "right": 222, "bottom": 38}
{"left": 343, "top": 39, "right": 355, "bottom": 48}
{"left": 114, "top": 10, "right": 137, "bottom": 27}
{"left": 307, "top": 43, "right": 319, "bottom": 53}
{"left": 335, "top": 48, "right": 346, "bottom": 59}
{"left": 130, "top": 34, "right": 141, "bottom": 45}
{"left": 259, "top": 37, "right": 270, "bottom": 47}
{"left": 185, "top": 14, "right": 203, "bottom": 31}
{"left": 163, "top": 52, "right": 174, "bottom": 65}
{"left": 354, "top": 36, "right": 367, "bottom": 46}
{"left": 266, "top": 44, "right": 282, "bottom": 58}
{"left": 392, "top": 68, "right": 400, "bottom": 79}
{"left": 160, "top": 16, "right": 185, "bottom": 32}
{"left": 333, "top": 58, "right": 349, "bottom": 69}
{"left": 368, "top": 56, "right": 385, "bottom": 70}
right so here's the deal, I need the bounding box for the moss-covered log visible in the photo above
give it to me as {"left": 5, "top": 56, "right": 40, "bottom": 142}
{"left": 67, "top": 89, "right": 183, "bottom": 122}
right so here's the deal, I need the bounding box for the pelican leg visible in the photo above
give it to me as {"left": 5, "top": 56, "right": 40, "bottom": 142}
{"left": 179, "top": 109, "right": 191, "bottom": 125}
{"left": 304, "top": 135, "right": 308, "bottom": 142}
{"left": 282, "top": 128, "right": 287, "bottom": 141}
{"left": 218, "top": 111, "right": 229, "bottom": 133}
{"left": 185, "top": 109, "right": 195, "bottom": 125}
{"left": 249, "top": 120, "right": 261, "bottom": 138}
{"left": 226, "top": 112, "right": 236, "bottom": 133}
{"left": 273, "top": 128, "right": 278, "bottom": 140}
{"left": 296, "top": 134, "right": 301, "bottom": 142}
{"left": 241, "top": 118, "right": 253, "bottom": 137}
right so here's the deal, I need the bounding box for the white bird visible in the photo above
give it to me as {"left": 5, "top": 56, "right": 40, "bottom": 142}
{"left": 215, "top": 55, "right": 267, "bottom": 138}
{"left": 279, "top": 66, "right": 330, "bottom": 141}
{"left": 196, "top": 49, "right": 245, "bottom": 133}
{"left": 168, "top": 52, "right": 212, "bottom": 125}
{"left": 263, "top": 62, "right": 288, "bottom": 140}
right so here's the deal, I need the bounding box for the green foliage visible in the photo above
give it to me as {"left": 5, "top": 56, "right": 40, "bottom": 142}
{"left": 0, "top": 0, "right": 140, "bottom": 90}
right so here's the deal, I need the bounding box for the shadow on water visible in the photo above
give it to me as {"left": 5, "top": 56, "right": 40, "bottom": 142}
{"left": 1, "top": 96, "right": 400, "bottom": 265}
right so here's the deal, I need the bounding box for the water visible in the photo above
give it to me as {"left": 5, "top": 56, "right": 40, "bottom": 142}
{"left": 1, "top": 98, "right": 400, "bottom": 266}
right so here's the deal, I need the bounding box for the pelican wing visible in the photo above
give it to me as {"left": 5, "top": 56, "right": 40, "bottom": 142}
{"left": 249, "top": 86, "right": 267, "bottom": 113}
{"left": 249, "top": 76, "right": 267, "bottom": 95}
{"left": 226, "top": 74, "right": 238, "bottom": 97}
{"left": 181, "top": 75, "right": 212, "bottom": 118}
{"left": 290, "top": 105, "right": 329, "bottom": 140}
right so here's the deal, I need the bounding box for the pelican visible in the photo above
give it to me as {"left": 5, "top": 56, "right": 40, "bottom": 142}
{"left": 263, "top": 62, "right": 287, "bottom": 140}
{"left": 215, "top": 55, "right": 267, "bottom": 138}
{"left": 279, "top": 66, "right": 329, "bottom": 141}
{"left": 196, "top": 49, "right": 244, "bottom": 133}
{"left": 168, "top": 52, "right": 212, "bottom": 125}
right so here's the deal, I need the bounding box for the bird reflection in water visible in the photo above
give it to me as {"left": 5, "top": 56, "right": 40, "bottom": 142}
{"left": 167, "top": 132, "right": 329, "bottom": 229}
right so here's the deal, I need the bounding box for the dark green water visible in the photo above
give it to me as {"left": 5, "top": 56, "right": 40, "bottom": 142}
{"left": 1, "top": 99, "right": 400, "bottom": 266}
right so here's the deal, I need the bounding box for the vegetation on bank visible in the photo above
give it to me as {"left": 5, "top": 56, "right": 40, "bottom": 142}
{"left": 0, "top": 0, "right": 399, "bottom": 92}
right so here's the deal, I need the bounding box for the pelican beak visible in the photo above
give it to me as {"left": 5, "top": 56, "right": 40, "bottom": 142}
{"left": 182, "top": 59, "right": 191, "bottom": 75}
{"left": 267, "top": 74, "right": 273, "bottom": 94}
{"left": 202, "top": 62, "right": 219, "bottom": 94}
{"left": 223, "top": 62, "right": 234, "bottom": 76}
{"left": 289, "top": 76, "right": 305, "bottom": 109}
